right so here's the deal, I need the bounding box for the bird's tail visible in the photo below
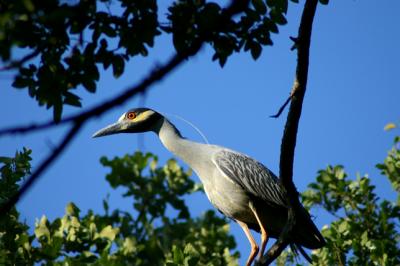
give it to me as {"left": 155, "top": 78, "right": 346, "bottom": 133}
{"left": 290, "top": 243, "right": 313, "bottom": 263}
{"left": 293, "top": 205, "right": 326, "bottom": 252}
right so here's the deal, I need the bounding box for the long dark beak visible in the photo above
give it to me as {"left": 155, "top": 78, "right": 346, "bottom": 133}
{"left": 92, "top": 122, "right": 125, "bottom": 138}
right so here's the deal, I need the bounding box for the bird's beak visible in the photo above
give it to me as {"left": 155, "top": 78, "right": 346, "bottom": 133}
{"left": 92, "top": 122, "right": 125, "bottom": 138}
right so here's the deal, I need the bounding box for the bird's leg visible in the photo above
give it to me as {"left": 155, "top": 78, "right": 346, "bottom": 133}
{"left": 249, "top": 202, "right": 269, "bottom": 259}
{"left": 236, "top": 220, "right": 259, "bottom": 266}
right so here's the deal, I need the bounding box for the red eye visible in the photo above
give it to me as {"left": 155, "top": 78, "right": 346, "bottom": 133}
{"left": 126, "top": 112, "right": 136, "bottom": 120}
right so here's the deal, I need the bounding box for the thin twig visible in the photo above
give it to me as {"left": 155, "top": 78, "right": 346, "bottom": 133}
{"left": 290, "top": 36, "right": 299, "bottom": 51}
{"left": 0, "top": 50, "right": 40, "bottom": 71}
{"left": 270, "top": 84, "right": 300, "bottom": 119}
{"left": 270, "top": 95, "right": 291, "bottom": 118}
{"left": 258, "top": 0, "right": 319, "bottom": 264}
{"left": 0, "top": 121, "right": 83, "bottom": 214}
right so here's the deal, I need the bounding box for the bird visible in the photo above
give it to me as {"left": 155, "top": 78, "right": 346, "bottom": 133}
{"left": 93, "top": 107, "right": 325, "bottom": 265}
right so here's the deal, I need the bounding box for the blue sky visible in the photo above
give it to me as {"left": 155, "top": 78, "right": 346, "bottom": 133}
{"left": 1, "top": 1, "right": 400, "bottom": 264}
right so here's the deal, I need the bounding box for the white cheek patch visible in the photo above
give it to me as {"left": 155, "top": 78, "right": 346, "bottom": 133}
{"left": 117, "top": 113, "right": 126, "bottom": 122}
{"left": 120, "top": 123, "right": 129, "bottom": 130}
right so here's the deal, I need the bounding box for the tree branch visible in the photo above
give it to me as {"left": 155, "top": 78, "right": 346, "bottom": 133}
{"left": 258, "top": 0, "right": 319, "bottom": 264}
{"left": 0, "top": 0, "right": 250, "bottom": 216}
{"left": 0, "top": 49, "right": 41, "bottom": 71}
{"left": 0, "top": 52, "right": 189, "bottom": 136}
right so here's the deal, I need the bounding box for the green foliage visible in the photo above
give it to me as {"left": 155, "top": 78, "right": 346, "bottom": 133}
{"left": 0, "top": 150, "right": 239, "bottom": 265}
{"left": 377, "top": 136, "right": 400, "bottom": 205}
{"left": 0, "top": 0, "right": 295, "bottom": 120}
{"left": 0, "top": 148, "right": 32, "bottom": 265}
{"left": 293, "top": 137, "right": 400, "bottom": 265}
{"left": 2, "top": 0, "right": 159, "bottom": 121}
{"left": 0, "top": 148, "right": 32, "bottom": 205}
{"left": 2, "top": 141, "right": 399, "bottom": 265}
{"left": 165, "top": 0, "right": 286, "bottom": 66}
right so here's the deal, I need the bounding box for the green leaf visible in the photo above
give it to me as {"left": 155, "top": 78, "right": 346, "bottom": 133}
{"left": 97, "top": 225, "right": 119, "bottom": 241}
{"left": 172, "top": 245, "right": 184, "bottom": 263}
{"left": 183, "top": 243, "right": 199, "bottom": 257}
{"left": 63, "top": 92, "right": 82, "bottom": 107}
{"left": 12, "top": 77, "right": 29, "bottom": 88}
{"left": 270, "top": 8, "right": 287, "bottom": 25}
{"left": 219, "top": 55, "right": 228, "bottom": 67}
{"left": 102, "top": 197, "right": 109, "bottom": 213}
{"left": 252, "top": 0, "right": 267, "bottom": 14}
{"left": 361, "top": 231, "right": 369, "bottom": 246}
{"left": 250, "top": 42, "right": 262, "bottom": 60}
{"left": 122, "top": 237, "right": 137, "bottom": 255}
{"left": 35, "top": 215, "right": 50, "bottom": 241}
{"left": 275, "top": 0, "right": 288, "bottom": 14}
{"left": 112, "top": 55, "right": 125, "bottom": 78}
{"left": 0, "top": 156, "right": 12, "bottom": 164}
{"left": 82, "top": 79, "right": 96, "bottom": 93}
{"left": 66, "top": 202, "right": 80, "bottom": 216}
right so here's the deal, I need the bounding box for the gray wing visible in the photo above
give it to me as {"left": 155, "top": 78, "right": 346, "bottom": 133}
{"left": 213, "top": 150, "right": 287, "bottom": 208}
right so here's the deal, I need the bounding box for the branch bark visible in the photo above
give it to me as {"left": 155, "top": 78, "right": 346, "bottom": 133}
{"left": 258, "top": 0, "right": 319, "bottom": 264}
{"left": 0, "top": 0, "right": 249, "bottom": 216}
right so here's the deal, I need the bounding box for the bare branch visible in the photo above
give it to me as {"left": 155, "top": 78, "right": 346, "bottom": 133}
{"left": 270, "top": 94, "right": 291, "bottom": 118}
{"left": 270, "top": 82, "right": 301, "bottom": 119}
{"left": 0, "top": 52, "right": 190, "bottom": 136}
{"left": 258, "top": 0, "right": 320, "bottom": 264}
{"left": 0, "top": 0, "right": 250, "bottom": 216}
{"left": 0, "top": 120, "right": 60, "bottom": 136}
{"left": 0, "top": 50, "right": 41, "bottom": 71}
{"left": 0, "top": 121, "right": 83, "bottom": 215}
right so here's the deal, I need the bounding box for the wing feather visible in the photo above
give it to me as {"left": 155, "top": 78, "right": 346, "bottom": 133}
{"left": 213, "top": 150, "right": 287, "bottom": 207}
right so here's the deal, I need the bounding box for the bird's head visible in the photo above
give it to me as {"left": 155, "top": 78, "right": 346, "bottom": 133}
{"left": 92, "top": 108, "right": 163, "bottom": 138}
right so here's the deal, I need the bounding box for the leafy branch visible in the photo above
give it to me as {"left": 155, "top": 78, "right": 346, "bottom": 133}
{"left": 2, "top": 0, "right": 282, "bottom": 121}
{"left": 0, "top": 49, "right": 41, "bottom": 71}
{"left": 0, "top": 0, "right": 250, "bottom": 216}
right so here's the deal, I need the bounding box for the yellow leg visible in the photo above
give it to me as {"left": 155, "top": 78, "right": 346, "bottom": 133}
{"left": 237, "top": 220, "right": 259, "bottom": 266}
{"left": 249, "top": 202, "right": 270, "bottom": 259}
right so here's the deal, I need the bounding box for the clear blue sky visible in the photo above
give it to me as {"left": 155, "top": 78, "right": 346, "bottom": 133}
{"left": 1, "top": 1, "right": 399, "bottom": 264}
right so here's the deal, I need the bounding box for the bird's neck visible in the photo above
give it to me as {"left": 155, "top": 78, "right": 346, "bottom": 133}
{"left": 153, "top": 118, "right": 203, "bottom": 167}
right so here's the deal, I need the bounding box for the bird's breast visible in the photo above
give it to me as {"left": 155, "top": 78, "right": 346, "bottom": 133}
{"left": 200, "top": 168, "right": 257, "bottom": 225}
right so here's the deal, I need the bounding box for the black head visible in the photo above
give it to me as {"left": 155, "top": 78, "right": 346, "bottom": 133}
{"left": 92, "top": 108, "right": 163, "bottom": 138}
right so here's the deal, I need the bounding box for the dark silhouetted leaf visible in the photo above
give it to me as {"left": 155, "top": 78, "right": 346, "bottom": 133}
{"left": 250, "top": 42, "right": 262, "bottom": 60}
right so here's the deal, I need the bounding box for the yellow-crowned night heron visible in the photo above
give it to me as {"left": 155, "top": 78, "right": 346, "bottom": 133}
{"left": 93, "top": 108, "right": 325, "bottom": 265}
